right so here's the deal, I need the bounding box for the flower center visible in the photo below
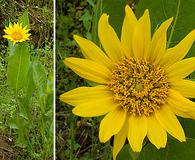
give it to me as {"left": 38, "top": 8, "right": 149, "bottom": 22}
{"left": 12, "top": 32, "right": 23, "bottom": 40}
{"left": 108, "top": 58, "right": 169, "bottom": 116}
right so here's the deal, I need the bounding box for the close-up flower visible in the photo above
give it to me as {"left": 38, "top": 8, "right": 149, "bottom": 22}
{"left": 60, "top": 5, "right": 195, "bottom": 160}
{"left": 3, "top": 22, "right": 30, "bottom": 44}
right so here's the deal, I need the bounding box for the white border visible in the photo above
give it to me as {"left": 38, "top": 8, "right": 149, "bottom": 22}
{"left": 53, "top": 0, "right": 56, "bottom": 159}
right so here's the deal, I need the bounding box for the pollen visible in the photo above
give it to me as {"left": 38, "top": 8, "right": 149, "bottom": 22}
{"left": 108, "top": 58, "right": 169, "bottom": 116}
{"left": 12, "top": 32, "right": 23, "bottom": 40}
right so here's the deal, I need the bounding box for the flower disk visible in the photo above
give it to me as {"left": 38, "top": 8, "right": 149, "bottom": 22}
{"left": 108, "top": 58, "right": 169, "bottom": 116}
{"left": 3, "top": 22, "right": 30, "bottom": 44}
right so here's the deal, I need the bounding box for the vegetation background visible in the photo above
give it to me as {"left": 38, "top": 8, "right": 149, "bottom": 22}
{"left": 0, "top": 0, "right": 53, "bottom": 159}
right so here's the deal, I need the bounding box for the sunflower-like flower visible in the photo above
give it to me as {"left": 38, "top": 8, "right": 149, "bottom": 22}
{"left": 3, "top": 22, "right": 30, "bottom": 44}
{"left": 60, "top": 5, "right": 195, "bottom": 159}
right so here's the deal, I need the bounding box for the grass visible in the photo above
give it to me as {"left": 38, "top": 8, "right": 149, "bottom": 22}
{"left": 0, "top": 0, "right": 53, "bottom": 159}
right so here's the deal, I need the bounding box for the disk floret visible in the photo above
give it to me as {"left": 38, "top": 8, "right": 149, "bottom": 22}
{"left": 108, "top": 58, "right": 169, "bottom": 116}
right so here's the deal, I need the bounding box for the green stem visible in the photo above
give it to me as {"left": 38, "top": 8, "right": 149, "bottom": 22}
{"left": 167, "top": 0, "right": 181, "bottom": 48}
{"left": 92, "top": 0, "right": 103, "bottom": 45}
{"left": 39, "top": 96, "right": 47, "bottom": 158}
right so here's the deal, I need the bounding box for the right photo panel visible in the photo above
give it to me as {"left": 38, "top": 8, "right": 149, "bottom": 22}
{"left": 56, "top": 0, "right": 195, "bottom": 160}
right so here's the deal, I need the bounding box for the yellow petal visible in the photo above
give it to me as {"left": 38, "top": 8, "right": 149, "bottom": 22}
{"left": 98, "top": 14, "right": 125, "bottom": 62}
{"left": 73, "top": 97, "right": 118, "bottom": 117}
{"left": 169, "top": 102, "right": 195, "bottom": 119}
{"left": 128, "top": 115, "right": 147, "bottom": 152}
{"left": 99, "top": 107, "right": 126, "bottom": 143}
{"left": 9, "top": 23, "right": 13, "bottom": 28}
{"left": 132, "top": 10, "right": 151, "bottom": 61}
{"left": 4, "top": 28, "right": 11, "bottom": 34}
{"left": 121, "top": 5, "right": 137, "bottom": 58}
{"left": 166, "top": 57, "right": 195, "bottom": 82}
{"left": 3, "top": 35, "right": 10, "bottom": 39}
{"left": 167, "top": 89, "right": 195, "bottom": 119}
{"left": 149, "top": 18, "right": 173, "bottom": 64}
{"left": 160, "top": 30, "right": 195, "bottom": 67}
{"left": 147, "top": 115, "right": 167, "bottom": 149}
{"left": 139, "top": 9, "right": 151, "bottom": 61}
{"left": 155, "top": 104, "right": 185, "bottom": 142}
{"left": 60, "top": 85, "right": 112, "bottom": 106}
{"left": 73, "top": 35, "right": 113, "bottom": 69}
{"left": 171, "top": 79, "right": 195, "bottom": 98}
{"left": 113, "top": 118, "right": 128, "bottom": 160}
{"left": 64, "top": 57, "right": 111, "bottom": 84}
{"left": 168, "top": 89, "right": 195, "bottom": 112}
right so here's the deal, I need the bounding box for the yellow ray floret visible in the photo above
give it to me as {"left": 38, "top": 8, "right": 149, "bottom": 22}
{"left": 60, "top": 5, "right": 195, "bottom": 159}
{"left": 3, "top": 22, "right": 30, "bottom": 44}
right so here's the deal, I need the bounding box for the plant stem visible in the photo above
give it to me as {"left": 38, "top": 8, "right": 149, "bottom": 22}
{"left": 167, "top": 0, "right": 181, "bottom": 48}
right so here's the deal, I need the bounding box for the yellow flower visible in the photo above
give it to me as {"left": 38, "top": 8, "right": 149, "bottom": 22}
{"left": 60, "top": 5, "right": 195, "bottom": 159}
{"left": 3, "top": 22, "right": 30, "bottom": 44}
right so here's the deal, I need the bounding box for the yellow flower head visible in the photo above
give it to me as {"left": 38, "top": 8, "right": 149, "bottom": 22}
{"left": 3, "top": 22, "right": 30, "bottom": 44}
{"left": 60, "top": 5, "right": 195, "bottom": 159}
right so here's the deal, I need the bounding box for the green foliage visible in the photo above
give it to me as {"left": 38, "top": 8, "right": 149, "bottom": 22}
{"left": 91, "top": 0, "right": 127, "bottom": 43}
{"left": 117, "top": 145, "right": 133, "bottom": 160}
{"left": 18, "top": 9, "right": 30, "bottom": 28}
{"left": 135, "top": 0, "right": 195, "bottom": 57}
{"left": 101, "top": 0, "right": 126, "bottom": 36}
{"left": 7, "top": 42, "right": 30, "bottom": 93}
{"left": 135, "top": 138, "right": 195, "bottom": 160}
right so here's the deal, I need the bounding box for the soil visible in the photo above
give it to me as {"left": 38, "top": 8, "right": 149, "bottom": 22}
{"left": 0, "top": 135, "right": 16, "bottom": 160}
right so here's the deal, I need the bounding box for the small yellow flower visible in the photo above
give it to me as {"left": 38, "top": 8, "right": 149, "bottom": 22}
{"left": 60, "top": 5, "right": 195, "bottom": 159}
{"left": 3, "top": 22, "right": 30, "bottom": 44}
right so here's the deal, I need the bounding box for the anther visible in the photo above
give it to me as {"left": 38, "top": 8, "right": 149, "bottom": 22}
{"left": 108, "top": 58, "right": 169, "bottom": 116}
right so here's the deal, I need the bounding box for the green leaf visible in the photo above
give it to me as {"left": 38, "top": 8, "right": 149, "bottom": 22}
{"left": 18, "top": 9, "right": 30, "bottom": 28}
{"left": 135, "top": 0, "right": 195, "bottom": 57}
{"left": 18, "top": 97, "right": 30, "bottom": 120}
{"left": 24, "top": 63, "right": 36, "bottom": 103}
{"left": 7, "top": 42, "right": 30, "bottom": 93}
{"left": 117, "top": 144, "right": 133, "bottom": 160}
{"left": 179, "top": 117, "right": 195, "bottom": 139}
{"left": 32, "top": 62, "right": 47, "bottom": 93}
{"left": 8, "top": 41, "right": 15, "bottom": 56}
{"left": 47, "top": 73, "right": 53, "bottom": 95}
{"left": 10, "top": 116, "right": 29, "bottom": 148}
{"left": 138, "top": 142, "right": 166, "bottom": 160}
{"left": 32, "top": 62, "right": 47, "bottom": 112}
{"left": 92, "top": 0, "right": 127, "bottom": 44}
{"left": 15, "top": 118, "right": 28, "bottom": 148}
{"left": 46, "top": 73, "right": 54, "bottom": 112}
{"left": 167, "top": 138, "right": 195, "bottom": 160}
{"left": 9, "top": 118, "right": 19, "bottom": 129}
{"left": 102, "top": 0, "right": 126, "bottom": 36}
{"left": 138, "top": 138, "right": 195, "bottom": 160}
{"left": 117, "top": 144, "right": 140, "bottom": 160}
{"left": 91, "top": 0, "right": 103, "bottom": 44}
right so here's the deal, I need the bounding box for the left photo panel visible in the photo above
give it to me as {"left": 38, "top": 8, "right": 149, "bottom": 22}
{"left": 0, "top": 1, "right": 54, "bottom": 159}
